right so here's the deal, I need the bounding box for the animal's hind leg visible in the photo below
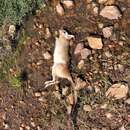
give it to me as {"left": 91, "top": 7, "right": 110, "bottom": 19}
{"left": 44, "top": 72, "right": 59, "bottom": 88}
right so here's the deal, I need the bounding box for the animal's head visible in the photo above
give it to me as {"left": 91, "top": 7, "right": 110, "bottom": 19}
{"left": 59, "top": 29, "right": 74, "bottom": 40}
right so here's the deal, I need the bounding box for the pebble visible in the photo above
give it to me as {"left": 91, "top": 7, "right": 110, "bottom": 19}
{"left": 62, "top": 0, "right": 74, "bottom": 9}
{"left": 105, "top": 112, "right": 113, "bottom": 119}
{"left": 74, "top": 43, "right": 84, "bottom": 55}
{"left": 104, "top": 51, "right": 112, "bottom": 58}
{"left": 45, "top": 27, "right": 51, "bottom": 39}
{"left": 34, "top": 92, "right": 41, "bottom": 97}
{"left": 78, "top": 60, "right": 85, "bottom": 69}
{"left": 43, "top": 51, "right": 52, "bottom": 60}
{"left": 93, "top": 6, "right": 99, "bottom": 15}
{"left": 100, "top": 103, "right": 108, "bottom": 109}
{"left": 20, "top": 127, "right": 24, "bottom": 130}
{"left": 36, "top": 60, "right": 43, "bottom": 66}
{"left": 56, "top": 3, "right": 64, "bottom": 16}
{"left": 98, "top": 0, "right": 107, "bottom": 4}
{"left": 100, "top": 6, "right": 122, "bottom": 20}
{"left": 106, "top": 83, "right": 129, "bottom": 99}
{"left": 98, "top": 23, "right": 104, "bottom": 29}
{"left": 81, "top": 48, "right": 91, "bottom": 59}
{"left": 62, "top": 87, "right": 69, "bottom": 96}
{"left": 83, "top": 105, "right": 92, "bottom": 112}
{"left": 102, "top": 26, "right": 113, "bottom": 38}
{"left": 125, "top": 98, "right": 130, "bottom": 104}
{"left": 75, "top": 77, "right": 87, "bottom": 90}
{"left": 94, "top": 85, "right": 100, "bottom": 93}
{"left": 30, "top": 122, "right": 36, "bottom": 127}
{"left": 8, "top": 25, "right": 16, "bottom": 36}
{"left": 87, "top": 36, "right": 103, "bottom": 49}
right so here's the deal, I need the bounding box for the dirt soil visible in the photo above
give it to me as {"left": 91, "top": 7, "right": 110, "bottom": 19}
{"left": 0, "top": 0, "right": 130, "bottom": 130}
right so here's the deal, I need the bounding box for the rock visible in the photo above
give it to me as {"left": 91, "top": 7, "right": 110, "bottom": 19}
{"left": 94, "top": 85, "right": 100, "bottom": 93}
{"left": 77, "top": 60, "right": 84, "bottom": 69}
{"left": 43, "top": 51, "right": 52, "bottom": 60}
{"left": 34, "top": 92, "right": 41, "bottom": 97}
{"left": 20, "top": 127, "right": 24, "bottom": 130}
{"left": 75, "top": 77, "right": 86, "bottom": 90}
{"left": 83, "top": 105, "right": 92, "bottom": 112}
{"left": 62, "top": 86, "right": 69, "bottom": 96}
{"left": 56, "top": 3, "right": 64, "bottom": 16}
{"left": 119, "top": 126, "right": 126, "bottom": 130}
{"left": 36, "top": 60, "right": 43, "bottom": 66}
{"left": 98, "top": 23, "right": 104, "bottom": 29}
{"left": 105, "top": 112, "right": 113, "bottom": 119}
{"left": 100, "top": 6, "right": 122, "bottom": 20}
{"left": 125, "top": 98, "right": 130, "bottom": 104}
{"left": 105, "top": 0, "right": 115, "bottom": 5}
{"left": 104, "top": 51, "right": 112, "bottom": 58}
{"left": 62, "top": 0, "right": 74, "bottom": 9}
{"left": 98, "top": 0, "right": 107, "bottom": 4}
{"left": 45, "top": 27, "right": 51, "bottom": 39}
{"left": 87, "top": 36, "right": 103, "bottom": 49}
{"left": 30, "top": 122, "right": 36, "bottom": 127}
{"left": 102, "top": 26, "right": 113, "bottom": 38}
{"left": 81, "top": 48, "right": 91, "bottom": 59}
{"left": 100, "top": 103, "right": 108, "bottom": 109}
{"left": 74, "top": 43, "right": 84, "bottom": 55}
{"left": 93, "top": 6, "right": 99, "bottom": 15}
{"left": 105, "top": 83, "right": 129, "bottom": 99}
{"left": 8, "top": 25, "right": 16, "bottom": 36}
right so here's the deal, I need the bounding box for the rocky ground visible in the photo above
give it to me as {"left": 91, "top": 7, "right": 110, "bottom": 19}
{"left": 0, "top": 0, "right": 130, "bottom": 130}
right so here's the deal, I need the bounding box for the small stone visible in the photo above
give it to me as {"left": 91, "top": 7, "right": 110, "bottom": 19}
{"left": 100, "top": 103, "right": 108, "bottom": 109}
{"left": 98, "top": 0, "right": 107, "bottom": 4}
{"left": 31, "top": 122, "right": 36, "bottom": 127}
{"left": 20, "top": 127, "right": 24, "bottom": 130}
{"left": 75, "top": 77, "right": 86, "bottom": 90}
{"left": 83, "top": 105, "right": 92, "bottom": 112}
{"left": 98, "top": 23, "right": 104, "bottom": 29}
{"left": 119, "top": 126, "right": 126, "bottom": 130}
{"left": 94, "top": 85, "right": 100, "bottom": 93}
{"left": 62, "top": 87, "right": 69, "bottom": 96}
{"left": 62, "top": 0, "right": 74, "bottom": 9}
{"left": 78, "top": 60, "right": 85, "bottom": 69}
{"left": 105, "top": 51, "right": 112, "bottom": 58}
{"left": 43, "top": 51, "right": 52, "bottom": 60}
{"left": 106, "top": 83, "right": 129, "bottom": 99}
{"left": 25, "top": 125, "right": 31, "bottom": 130}
{"left": 45, "top": 27, "right": 51, "bottom": 39}
{"left": 118, "top": 41, "right": 124, "bottom": 46}
{"left": 38, "top": 97, "right": 45, "bottom": 102}
{"left": 93, "top": 6, "right": 99, "bottom": 15}
{"left": 125, "top": 98, "right": 130, "bottom": 104}
{"left": 105, "top": 0, "right": 115, "bottom": 5}
{"left": 105, "top": 112, "right": 113, "bottom": 119}
{"left": 74, "top": 43, "right": 84, "bottom": 55}
{"left": 37, "top": 126, "right": 42, "bottom": 130}
{"left": 87, "top": 36, "right": 103, "bottom": 49}
{"left": 102, "top": 26, "right": 113, "bottom": 38}
{"left": 34, "top": 92, "right": 41, "bottom": 97}
{"left": 100, "top": 6, "right": 122, "bottom": 20}
{"left": 56, "top": 3, "right": 64, "bottom": 16}
{"left": 8, "top": 25, "right": 16, "bottom": 36}
{"left": 81, "top": 48, "right": 91, "bottom": 59}
{"left": 36, "top": 60, "right": 43, "bottom": 66}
